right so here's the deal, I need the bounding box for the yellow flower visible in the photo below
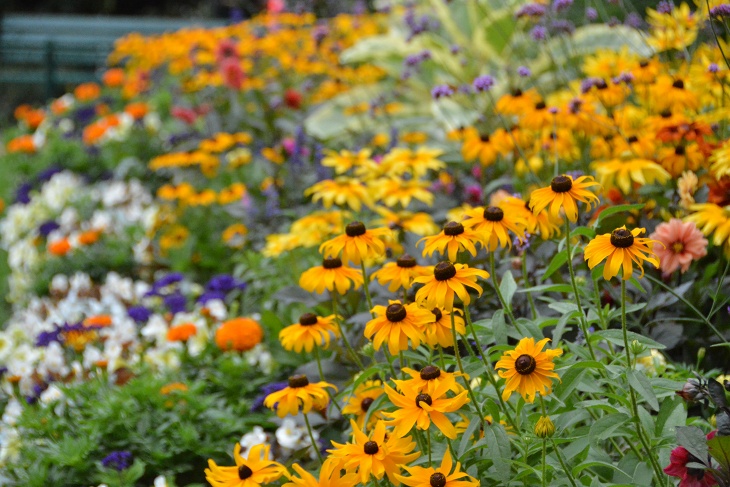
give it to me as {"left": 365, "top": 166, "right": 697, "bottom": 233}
{"left": 593, "top": 158, "right": 671, "bottom": 195}
{"left": 218, "top": 183, "right": 247, "bottom": 205}
{"left": 305, "top": 178, "right": 373, "bottom": 212}
{"left": 413, "top": 262, "right": 489, "bottom": 311}
{"left": 222, "top": 224, "right": 248, "bottom": 248}
{"left": 279, "top": 313, "right": 340, "bottom": 353}
{"left": 327, "top": 419, "right": 419, "bottom": 486}
{"left": 418, "top": 221, "right": 481, "bottom": 262}
{"left": 710, "top": 139, "right": 730, "bottom": 179}
{"left": 535, "top": 415, "right": 555, "bottom": 438}
{"left": 394, "top": 449, "right": 480, "bottom": 487}
{"left": 462, "top": 205, "right": 528, "bottom": 251}
{"left": 461, "top": 127, "right": 500, "bottom": 167}
{"left": 371, "top": 177, "right": 434, "bottom": 208}
{"left": 342, "top": 379, "right": 386, "bottom": 429}
{"left": 263, "top": 374, "right": 336, "bottom": 418}
{"left": 529, "top": 175, "right": 600, "bottom": 223}
{"left": 647, "top": 2, "right": 699, "bottom": 52}
{"left": 380, "top": 148, "right": 445, "bottom": 178}
{"left": 685, "top": 203, "right": 730, "bottom": 252}
{"left": 678, "top": 171, "right": 699, "bottom": 209}
{"left": 371, "top": 255, "right": 431, "bottom": 292}
{"left": 392, "top": 366, "right": 464, "bottom": 396}
{"left": 319, "top": 221, "right": 391, "bottom": 265}
{"left": 205, "top": 443, "right": 284, "bottom": 487}
{"left": 423, "top": 307, "right": 466, "bottom": 349}
{"left": 495, "top": 337, "right": 563, "bottom": 403}
{"left": 501, "top": 195, "right": 561, "bottom": 240}
{"left": 282, "top": 460, "right": 358, "bottom": 487}
{"left": 321, "top": 149, "right": 374, "bottom": 174}
{"left": 584, "top": 227, "right": 661, "bottom": 281}
{"left": 364, "top": 301, "right": 432, "bottom": 355}
{"left": 371, "top": 208, "right": 439, "bottom": 236}
{"left": 657, "top": 143, "right": 704, "bottom": 178}
{"left": 159, "top": 225, "right": 189, "bottom": 253}
{"left": 299, "top": 257, "right": 363, "bottom": 294}
{"left": 383, "top": 382, "right": 469, "bottom": 439}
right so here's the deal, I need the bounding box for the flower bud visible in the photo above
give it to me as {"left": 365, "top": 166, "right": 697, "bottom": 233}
{"left": 697, "top": 347, "right": 706, "bottom": 363}
{"left": 630, "top": 339, "right": 646, "bottom": 357}
{"left": 535, "top": 415, "right": 555, "bottom": 438}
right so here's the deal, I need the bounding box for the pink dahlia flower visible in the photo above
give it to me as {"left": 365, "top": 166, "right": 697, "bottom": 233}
{"left": 650, "top": 219, "right": 708, "bottom": 276}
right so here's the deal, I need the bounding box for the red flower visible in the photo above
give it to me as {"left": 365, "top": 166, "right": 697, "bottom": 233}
{"left": 284, "top": 89, "right": 302, "bottom": 109}
{"left": 664, "top": 431, "right": 717, "bottom": 487}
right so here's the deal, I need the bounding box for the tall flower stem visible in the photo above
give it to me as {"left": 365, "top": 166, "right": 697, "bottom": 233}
{"left": 522, "top": 251, "right": 537, "bottom": 319}
{"left": 331, "top": 294, "right": 364, "bottom": 370}
{"left": 360, "top": 261, "right": 375, "bottom": 318}
{"left": 463, "top": 307, "right": 519, "bottom": 432}
{"left": 621, "top": 281, "right": 667, "bottom": 487}
{"left": 313, "top": 345, "right": 342, "bottom": 413}
{"left": 302, "top": 413, "right": 323, "bottom": 465}
{"left": 450, "top": 311, "right": 486, "bottom": 430}
{"left": 541, "top": 438, "right": 547, "bottom": 487}
{"left": 427, "top": 428, "right": 432, "bottom": 466}
{"left": 540, "top": 395, "right": 578, "bottom": 487}
{"left": 563, "top": 219, "right": 598, "bottom": 361}
{"left": 489, "top": 252, "right": 522, "bottom": 334}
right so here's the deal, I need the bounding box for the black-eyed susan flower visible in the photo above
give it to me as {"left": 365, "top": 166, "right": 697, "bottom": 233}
{"left": 327, "top": 419, "right": 419, "bottom": 486}
{"left": 263, "top": 374, "right": 337, "bottom": 418}
{"left": 319, "top": 221, "right": 391, "bottom": 265}
{"left": 321, "top": 148, "right": 374, "bottom": 174}
{"left": 283, "top": 460, "right": 358, "bottom": 487}
{"left": 461, "top": 127, "right": 500, "bottom": 167}
{"left": 205, "top": 443, "right": 284, "bottom": 487}
{"left": 393, "top": 365, "right": 464, "bottom": 396}
{"left": 592, "top": 158, "right": 671, "bottom": 195}
{"left": 371, "top": 255, "right": 431, "bottom": 292}
{"left": 584, "top": 226, "right": 661, "bottom": 281}
{"left": 394, "top": 449, "right": 480, "bottom": 487}
{"left": 418, "top": 222, "right": 481, "bottom": 262}
{"left": 383, "top": 381, "right": 469, "bottom": 439}
{"left": 279, "top": 313, "right": 340, "bottom": 353}
{"left": 372, "top": 208, "right": 439, "bottom": 236}
{"left": 342, "top": 379, "right": 386, "bottom": 429}
{"left": 413, "top": 262, "right": 489, "bottom": 311}
{"left": 501, "top": 195, "right": 561, "bottom": 240}
{"left": 299, "top": 257, "right": 363, "bottom": 294}
{"left": 305, "top": 178, "right": 373, "bottom": 212}
{"left": 370, "top": 177, "right": 434, "bottom": 208}
{"left": 529, "top": 175, "right": 601, "bottom": 223}
{"left": 657, "top": 143, "right": 704, "bottom": 177}
{"left": 423, "top": 307, "right": 466, "bottom": 349}
{"left": 364, "top": 301, "right": 432, "bottom": 355}
{"left": 462, "top": 206, "right": 528, "bottom": 251}
{"left": 495, "top": 337, "right": 563, "bottom": 403}
{"left": 380, "top": 147, "right": 445, "bottom": 178}
{"left": 685, "top": 203, "right": 730, "bottom": 253}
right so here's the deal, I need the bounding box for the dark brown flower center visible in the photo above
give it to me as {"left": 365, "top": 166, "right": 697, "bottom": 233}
{"left": 430, "top": 472, "right": 447, "bottom": 487}
{"left": 627, "top": 135, "right": 638, "bottom": 143}
{"left": 484, "top": 206, "right": 504, "bottom": 222}
{"left": 322, "top": 257, "right": 343, "bottom": 269}
{"left": 431, "top": 308, "right": 443, "bottom": 322}
{"left": 361, "top": 397, "right": 374, "bottom": 412}
{"left": 288, "top": 374, "right": 309, "bottom": 388}
{"left": 416, "top": 393, "right": 433, "bottom": 408}
{"left": 610, "top": 229, "right": 634, "bottom": 248}
{"left": 675, "top": 145, "right": 686, "bottom": 156}
{"left": 660, "top": 109, "right": 672, "bottom": 118}
{"left": 551, "top": 175, "right": 573, "bottom": 193}
{"left": 238, "top": 465, "right": 253, "bottom": 480}
{"left": 363, "top": 441, "right": 379, "bottom": 455}
{"left": 512, "top": 88, "right": 523, "bottom": 97}
{"left": 443, "top": 221, "right": 465, "bottom": 236}
{"left": 480, "top": 134, "right": 491, "bottom": 142}
{"left": 386, "top": 303, "right": 407, "bottom": 322}
{"left": 397, "top": 254, "right": 417, "bottom": 268}
{"left": 345, "top": 221, "right": 367, "bottom": 237}
{"left": 535, "top": 101, "right": 546, "bottom": 110}
{"left": 515, "top": 354, "right": 537, "bottom": 375}
{"left": 434, "top": 261, "right": 456, "bottom": 281}
{"left": 639, "top": 59, "right": 649, "bottom": 68}
{"left": 299, "top": 313, "right": 318, "bottom": 326}
{"left": 420, "top": 365, "right": 441, "bottom": 380}
{"left": 672, "top": 79, "right": 684, "bottom": 89}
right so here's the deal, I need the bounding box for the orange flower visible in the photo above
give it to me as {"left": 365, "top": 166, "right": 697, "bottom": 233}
{"left": 215, "top": 317, "right": 264, "bottom": 352}
{"left": 124, "top": 102, "right": 148, "bottom": 119}
{"left": 160, "top": 382, "right": 188, "bottom": 395}
{"left": 7, "top": 135, "right": 36, "bottom": 154}
{"left": 102, "top": 68, "right": 125, "bottom": 88}
{"left": 77, "top": 230, "right": 101, "bottom": 246}
{"left": 167, "top": 323, "right": 198, "bottom": 342}
{"left": 83, "top": 315, "right": 113, "bottom": 328}
{"left": 48, "top": 238, "right": 72, "bottom": 256}
{"left": 74, "top": 82, "right": 101, "bottom": 102}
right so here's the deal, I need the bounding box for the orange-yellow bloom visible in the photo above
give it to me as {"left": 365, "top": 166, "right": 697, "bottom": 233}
{"left": 495, "top": 337, "right": 562, "bottom": 403}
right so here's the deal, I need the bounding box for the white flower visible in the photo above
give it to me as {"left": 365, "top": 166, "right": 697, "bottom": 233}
{"left": 0, "top": 427, "right": 21, "bottom": 466}
{"left": 40, "top": 384, "right": 65, "bottom": 406}
{"left": 38, "top": 342, "right": 69, "bottom": 377}
{"left": 51, "top": 274, "right": 69, "bottom": 294}
{"left": 240, "top": 426, "right": 273, "bottom": 460}
{"left": 275, "top": 418, "right": 304, "bottom": 450}
{"left": 204, "top": 299, "right": 228, "bottom": 321}
{"left": 0, "top": 333, "right": 14, "bottom": 362}
{"left": 141, "top": 314, "right": 169, "bottom": 344}
{"left": 1, "top": 399, "right": 23, "bottom": 426}
{"left": 153, "top": 476, "right": 168, "bottom": 487}
{"left": 246, "top": 344, "right": 273, "bottom": 375}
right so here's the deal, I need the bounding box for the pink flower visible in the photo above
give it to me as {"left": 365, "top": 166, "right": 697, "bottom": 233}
{"left": 267, "top": 0, "right": 285, "bottom": 13}
{"left": 664, "top": 431, "right": 717, "bottom": 487}
{"left": 650, "top": 219, "right": 707, "bottom": 276}
{"left": 171, "top": 106, "right": 197, "bottom": 125}
{"left": 215, "top": 38, "right": 239, "bottom": 64}
{"left": 219, "top": 58, "right": 243, "bottom": 90}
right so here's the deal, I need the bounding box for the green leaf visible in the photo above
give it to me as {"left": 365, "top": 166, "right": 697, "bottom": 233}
{"left": 592, "top": 329, "right": 666, "bottom": 350}
{"left": 655, "top": 396, "right": 687, "bottom": 438}
{"left": 627, "top": 370, "right": 659, "bottom": 411}
{"left": 592, "top": 204, "right": 645, "bottom": 229}
{"left": 570, "top": 226, "right": 596, "bottom": 240}
{"left": 541, "top": 248, "right": 568, "bottom": 282}
{"left": 589, "top": 413, "right": 631, "bottom": 443}
{"left": 676, "top": 426, "right": 710, "bottom": 464}
{"left": 708, "top": 434, "right": 730, "bottom": 470}
{"left": 492, "top": 309, "right": 507, "bottom": 345}
{"left": 483, "top": 424, "right": 511, "bottom": 484}
{"left": 517, "top": 283, "right": 574, "bottom": 294}
{"left": 500, "top": 271, "right": 517, "bottom": 306}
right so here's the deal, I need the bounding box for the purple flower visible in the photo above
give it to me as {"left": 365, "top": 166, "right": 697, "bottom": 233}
{"left": 530, "top": 25, "right": 548, "bottom": 41}
{"left": 550, "top": 20, "right": 575, "bottom": 35}
{"left": 473, "top": 75, "right": 495, "bottom": 92}
{"left": 14, "top": 182, "right": 33, "bottom": 205}
{"left": 515, "top": 233, "right": 532, "bottom": 253}
{"left": 431, "top": 84, "right": 455, "bottom": 99}
{"left": 710, "top": 4, "right": 730, "bottom": 16}
{"left": 206, "top": 274, "right": 246, "bottom": 294}
{"left": 155, "top": 273, "right": 184, "bottom": 289}
{"left": 553, "top": 0, "right": 573, "bottom": 13}
{"left": 612, "top": 72, "right": 634, "bottom": 84}
{"left": 657, "top": 0, "right": 674, "bottom": 14}
{"left": 625, "top": 12, "right": 642, "bottom": 28}
{"left": 36, "top": 328, "right": 61, "bottom": 347}
{"left": 250, "top": 381, "right": 288, "bottom": 412}
{"left": 198, "top": 291, "right": 226, "bottom": 304}
{"left": 709, "top": 63, "right": 720, "bottom": 73}
{"left": 101, "top": 451, "right": 133, "bottom": 471}
{"left": 38, "top": 220, "right": 60, "bottom": 237}
{"left": 164, "top": 293, "right": 187, "bottom": 314}
{"left": 607, "top": 16, "right": 620, "bottom": 27}
{"left": 586, "top": 7, "right": 598, "bottom": 20}
{"left": 517, "top": 66, "right": 531, "bottom": 77}
{"left": 515, "top": 3, "right": 547, "bottom": 17}
{"left": 127, "top": 305, "right": 152, "bottom": 324}
{"left": 36, "top": 165, "right": 63, "bottom": 184}
{"left": 580, "top": 77, "right": 608, "bottom": 93}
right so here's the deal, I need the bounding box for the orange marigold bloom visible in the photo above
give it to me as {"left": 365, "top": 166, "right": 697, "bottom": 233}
{"left": 77, "top": 230, "right": 101, "bottom": 246}
{"left": 215, "top": 317, "right": 263, "bottom": 352}
{"left": 167, "top": 323, "right": 198, "bottom": 342}
{"left": 7, "top": 135, "right": 36, "bottom": 154}
{"left": 102, "top": 68, "right": 125, "bottom": 88}
{"left": 160, "top": 382, "right": 188, "bottom": 395}
{"left": 48, "top": 238, "right": 72, "bottom": 256}
{"left": 74, "top": 82, "right": 101, "bottom": 102}
{"left": 83, "top": 315, "right": 113, "bottom": 328}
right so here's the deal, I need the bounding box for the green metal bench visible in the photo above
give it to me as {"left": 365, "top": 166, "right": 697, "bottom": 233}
{"left": 0, "top": 14, "right": 227, "bottom": 99}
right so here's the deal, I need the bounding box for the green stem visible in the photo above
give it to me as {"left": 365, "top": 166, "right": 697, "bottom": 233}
{"left": 621, "top": 281, "right": 667, "bottom": 487}
{"left": 331, "top": 294, "right": 365, "bottom": 370}
{"left": 302, "top": 413, "right": 323, "bottom": 465}
{"left": 550, "top": 438, "right": 579, "bottom": 487}
{"left": 563, "top": 219, "right": 598, "bottom": 361}
{"left": 542, "top": 438, "right": 548, "bottom": 487}
{"left": 427, "top": 427, "right": 432, "bottom": 466}
{"left": 522, "top": 251, "right": 537, "bottom": 319}
{"left": 489, "top": 252, "right": 521, "bottom": 333}
{"left": 450, "top": 310, "right": 487, "bottom": 430}
{"left": 361, "top": 261, "right": 375, "bottom": 318}
{"left": 313, "top": 345, "right": 342, "bottom": 413}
